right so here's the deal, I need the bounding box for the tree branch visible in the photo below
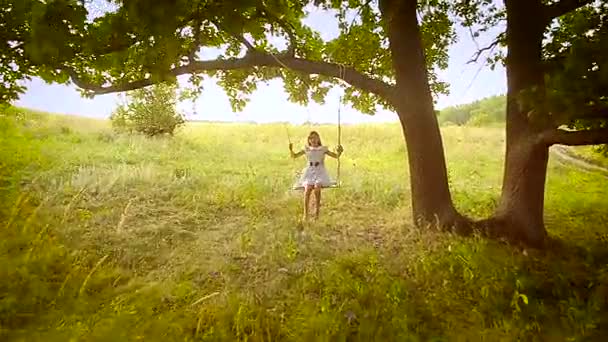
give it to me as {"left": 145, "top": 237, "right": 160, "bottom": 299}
{"left": 231, "top": 32, "right": 256, "bottom": 52}
{"left": 209, "top": 19, "right": 256, "bottom": 52}
{"left": 543, "top": 0, "right": 594, "bottom": 22}
{"left": 258, "top": 7, "right": 297, "bottom": 57}
{"left": 541, "top": 127, "right": 608, "bottom": 146}
{"left": 65, "top": 52, "right": 395, "bottom": 102}
{"left": 188, "top": 19, "right": 203, "bottom": 62}
{"left": 467, "top": 35, "right": 503, "bottom": 64}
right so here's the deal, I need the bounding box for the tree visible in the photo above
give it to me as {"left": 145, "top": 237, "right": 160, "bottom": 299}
{"left": 110, "top": 83, "right": 185, "bottom": 136}
{"left": 500, "top": 0, "right": 608, "bottom": 246}
{"left": 2, "top": 0, "right": 467, "bottom": 230}
{"left": 455, "top": 0, "right": 608, "bottom": 246}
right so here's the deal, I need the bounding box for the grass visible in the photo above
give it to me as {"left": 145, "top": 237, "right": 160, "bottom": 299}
{"left": 1, "top": 106, "right": 608, "bottom": 341}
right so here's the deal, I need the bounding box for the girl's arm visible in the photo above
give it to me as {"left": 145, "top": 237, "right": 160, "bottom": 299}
{"left": 289, "top": 144, "right": 305, "bottom": 158}
{"left": 325, "top": 145, "right": 343, "bottom": 159}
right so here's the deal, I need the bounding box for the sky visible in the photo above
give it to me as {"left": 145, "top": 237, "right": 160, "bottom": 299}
{"left": 14, "top": 2, "right": 506, "bottom": 125}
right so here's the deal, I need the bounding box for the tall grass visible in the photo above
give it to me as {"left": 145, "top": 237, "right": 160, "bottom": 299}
{"left": 1, "top": 107, "right": 607, "bottom": 341}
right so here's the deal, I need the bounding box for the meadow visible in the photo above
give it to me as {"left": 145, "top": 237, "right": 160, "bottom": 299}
{"left": 1, "top": 107, "right": 608, "bottom": 341}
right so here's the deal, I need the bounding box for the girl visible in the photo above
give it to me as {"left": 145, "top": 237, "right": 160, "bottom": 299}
{"left": 289, "top": 131, "right": 343, "bottom": 221}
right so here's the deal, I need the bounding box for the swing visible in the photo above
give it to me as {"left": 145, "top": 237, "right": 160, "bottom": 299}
{"left": 268, "top": 51, "right": 345, "bottom": 191}
{"left": 285, "top": 95, "right": 343, "bottom": 191}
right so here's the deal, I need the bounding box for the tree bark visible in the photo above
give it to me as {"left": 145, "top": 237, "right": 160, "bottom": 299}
{"left": 492, "top": 0, "right": 549, "bottom": 247}
{"left": 380, "top": 0, "right": 466, "bottom": 230}
{"left": 492, "top": 133, "right": 549, "bottom": 247}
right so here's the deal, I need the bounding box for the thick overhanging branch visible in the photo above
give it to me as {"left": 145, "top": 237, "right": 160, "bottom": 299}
{"left": 540, "top": 127, "right": 608, "bottom": 146}
{"left": 65, "top": 52, "right": 395, "bottom": 102}
{"left": 543, "top": 0, "right": 594, "bottom": 23}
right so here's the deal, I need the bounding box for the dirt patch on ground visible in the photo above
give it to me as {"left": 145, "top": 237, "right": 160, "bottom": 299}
{"left": 551, "top": 146, "right": 608, "bottom": 177}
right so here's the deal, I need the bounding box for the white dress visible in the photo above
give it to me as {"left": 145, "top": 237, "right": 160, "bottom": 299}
{"left": 294, "top": 145, "right": 333, "bottom": 188}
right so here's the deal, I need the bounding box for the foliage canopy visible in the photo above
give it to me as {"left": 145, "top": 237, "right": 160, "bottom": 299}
{"left": 1, "top": 0, "right": 457, "bottom": 114}
{"left": 452, "top": 0, "right": 608, "bottom": 148}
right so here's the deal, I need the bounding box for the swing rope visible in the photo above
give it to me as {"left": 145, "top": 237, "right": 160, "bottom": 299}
{"left": 335, "top": 64, "right": 344, "bottom": 187}
{"left": 336, "top": 98, "right": 342, "bottom": 186}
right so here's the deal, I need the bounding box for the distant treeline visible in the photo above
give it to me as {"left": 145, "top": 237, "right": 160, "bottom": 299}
{"left": 437, "top": 95, "right": 505, "bottom": 126}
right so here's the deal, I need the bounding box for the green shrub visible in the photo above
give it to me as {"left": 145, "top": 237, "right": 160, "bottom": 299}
{"left": 110, "top": 83, "right": 185, "bottom": 137}
{"left": 468, "top": 109, "right": 492, "bottom": 127}
{"left": 438, "top": 106, "right": 471, "bottom": 126}
{"left": 438, "top": 95, "right": 506, "bottom": 127}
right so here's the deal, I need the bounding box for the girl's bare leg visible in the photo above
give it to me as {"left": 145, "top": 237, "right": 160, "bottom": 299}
{"left": 313, "top": 185, "right": 321, "bottom": 219}
{"left": 303, "top": 185, "right": 313, "bottom": 221}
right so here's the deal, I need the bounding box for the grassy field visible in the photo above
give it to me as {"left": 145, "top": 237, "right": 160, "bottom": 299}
{"left": 1, "top": 106, "right": 608, "bottom": 341}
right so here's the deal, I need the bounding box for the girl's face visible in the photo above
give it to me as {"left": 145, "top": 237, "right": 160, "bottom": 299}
{"left": 308, "top": 133, "right": 320, "bottom": 146}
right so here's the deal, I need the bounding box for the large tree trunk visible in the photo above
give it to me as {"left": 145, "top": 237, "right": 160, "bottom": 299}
{"left": 380, "top": 0, "right": 466, "bottom": 230}
{"left": 493, "top": 131, "right": 549, "bottom": 247}
{"left": 492, "top": 0, "right": 549, "bottom": 247}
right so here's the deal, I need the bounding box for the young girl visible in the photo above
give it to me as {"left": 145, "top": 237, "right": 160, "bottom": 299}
{"left": 289, "top": 131, "right": 343, "bottom": 221}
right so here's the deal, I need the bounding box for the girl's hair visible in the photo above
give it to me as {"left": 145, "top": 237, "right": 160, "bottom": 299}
{"left": 307, "top": 131, "right": 322, "bottom": 146}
